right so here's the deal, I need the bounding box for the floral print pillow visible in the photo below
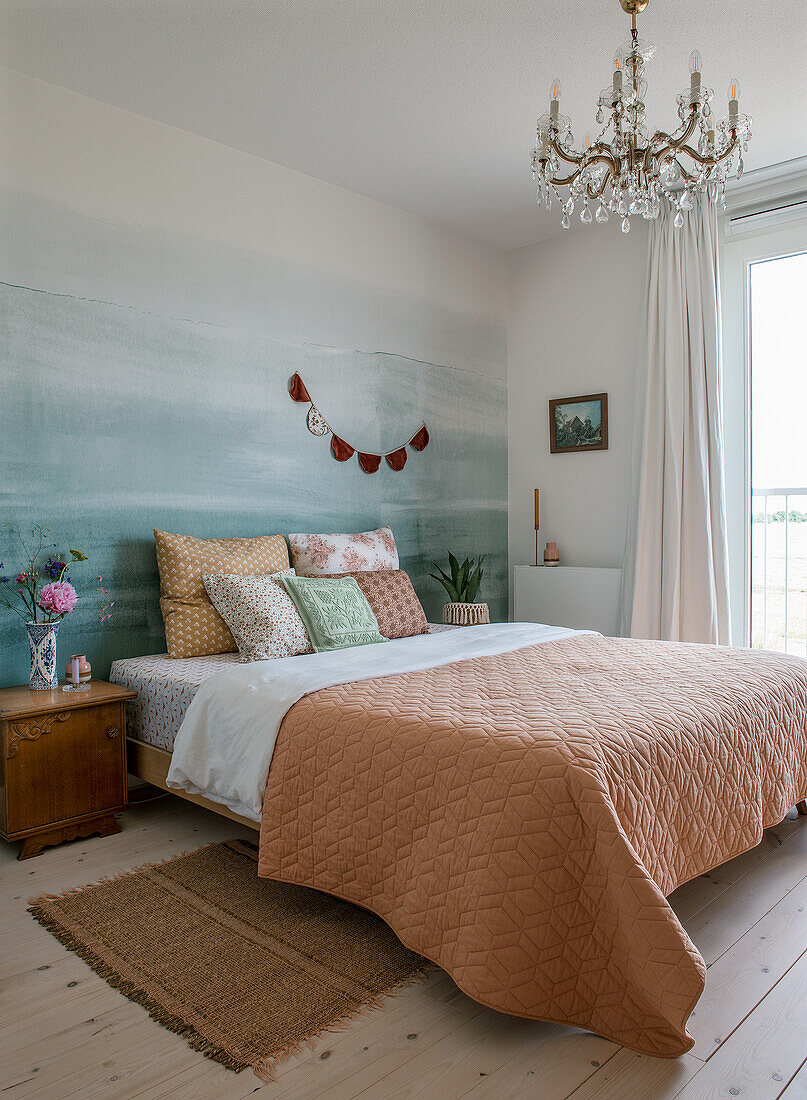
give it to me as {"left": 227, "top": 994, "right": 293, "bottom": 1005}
{"left": 287, "top": 525, "right": 399, "bottom": 576}
{"left": 202, "top": 568, "right": 313, "bottom": 662}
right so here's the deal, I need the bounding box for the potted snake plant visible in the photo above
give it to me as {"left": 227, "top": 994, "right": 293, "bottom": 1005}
{"left": 430, "top": 553, "right": 490, "bottom": 627}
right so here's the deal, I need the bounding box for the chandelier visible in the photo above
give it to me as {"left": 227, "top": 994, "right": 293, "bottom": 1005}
{"left": 531, "top": 0, "right": 751, "bottom": 233}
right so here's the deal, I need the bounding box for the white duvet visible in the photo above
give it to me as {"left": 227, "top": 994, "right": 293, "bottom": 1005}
{"left": 167, "top": 621, "right": 588, "bottom": 822}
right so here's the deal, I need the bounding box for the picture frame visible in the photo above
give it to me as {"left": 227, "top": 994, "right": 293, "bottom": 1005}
{"left": 548, "top": 392, "right": 608, "bottom": 454}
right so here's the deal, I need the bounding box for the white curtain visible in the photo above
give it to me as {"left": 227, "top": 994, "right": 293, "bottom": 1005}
{"left": 620, "top": 195, "right": 731, "bottom": 644}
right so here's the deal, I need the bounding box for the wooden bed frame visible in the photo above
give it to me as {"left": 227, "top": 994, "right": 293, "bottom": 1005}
{"left": 126, "top": 737, "right": 259, "bottom": 831}
{"left": 128, "top": 735, "right": 807, "bottom": 831}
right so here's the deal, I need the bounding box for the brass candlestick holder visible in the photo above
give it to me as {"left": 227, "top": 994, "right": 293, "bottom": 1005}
{"left": 533, "top": 488, "right": 541, "bottom": 566}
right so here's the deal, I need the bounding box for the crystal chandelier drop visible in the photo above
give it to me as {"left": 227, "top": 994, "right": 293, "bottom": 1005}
{"left": 531, "top": 0, "right": 752, "bottom": 233}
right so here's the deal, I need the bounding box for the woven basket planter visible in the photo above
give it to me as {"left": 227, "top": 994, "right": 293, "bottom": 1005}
{"left": 442, "top": 602, "right": 490, "bottom": 627}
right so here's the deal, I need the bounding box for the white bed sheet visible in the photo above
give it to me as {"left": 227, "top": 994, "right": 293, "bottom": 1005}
{"left": 167, "top": 622, "right": 589, "bottom": 823}
{"left": 109, "top": 625, "right": 457, "bottom": 752}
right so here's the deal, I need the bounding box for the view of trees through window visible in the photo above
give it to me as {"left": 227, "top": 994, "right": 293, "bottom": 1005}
{"left": 751, "top": 250, "right": 807, "bottom": 652}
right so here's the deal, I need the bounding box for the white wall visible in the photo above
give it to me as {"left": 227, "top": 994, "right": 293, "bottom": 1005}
{"left": 0, "top": 65, "right": 507, "bottom": 378}
{"left": 507, "top": 220, "right": 649, "bottom": 598}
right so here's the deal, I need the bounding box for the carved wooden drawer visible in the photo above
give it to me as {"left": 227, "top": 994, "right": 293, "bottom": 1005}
{"left": 0, "top": 680, "right": 137, "bottom": 859}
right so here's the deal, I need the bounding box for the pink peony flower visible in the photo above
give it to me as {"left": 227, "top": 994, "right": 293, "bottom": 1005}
{"left": 37, "top": 581, "right": 78, "bottom": 616}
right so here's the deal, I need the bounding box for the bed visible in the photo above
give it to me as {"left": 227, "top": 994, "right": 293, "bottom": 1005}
{"left": 114, "top": 622, "right": 807, "bottom": 1058}
{"left": 111, "top": 650, "right": 258, "bottom": 828}
{"left": 112, "top": 624, "right": 458, "bottom": 827}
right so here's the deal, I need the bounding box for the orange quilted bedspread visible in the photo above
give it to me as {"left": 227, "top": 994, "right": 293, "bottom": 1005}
{"left": 258, "top": 635, "right": 807, "bottom": 1056}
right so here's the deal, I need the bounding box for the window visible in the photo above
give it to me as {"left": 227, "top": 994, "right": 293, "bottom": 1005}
{"left": 750, "top": 252, "right": 807, "bottom": 652}
{"left": 721, "top": 206, "right": 807, "bottom": 647}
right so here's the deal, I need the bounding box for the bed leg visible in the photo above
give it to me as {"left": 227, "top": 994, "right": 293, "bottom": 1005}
{"left": 797, "top": 800, "right": 807, "bottom": 816}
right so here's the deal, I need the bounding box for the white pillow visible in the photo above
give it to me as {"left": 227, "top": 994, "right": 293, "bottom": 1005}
{"left": 287, "top": 525, "right": 399, "bottom": 576}
{"left": 202, "top": 568, "right": 313, "bottom": 662}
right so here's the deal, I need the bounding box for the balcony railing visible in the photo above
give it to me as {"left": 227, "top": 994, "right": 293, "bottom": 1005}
{"left": 752, "top": 488, "right": 807, "bottom": 654}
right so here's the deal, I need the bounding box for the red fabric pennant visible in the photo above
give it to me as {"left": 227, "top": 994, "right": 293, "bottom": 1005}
{"left": 386, "top": 447, "right": 408, "bottom": 471}
{"left": 409, "top": 425, "right": 430, "bottom": 451}
{"left": 289, "top": 373, "right": 311, "bottom": 403}
{"left": 358, "top": 452, "right": 382, "bottom": 474}
{"left": 332, "top": 435, "right": 355, "bottom": 462}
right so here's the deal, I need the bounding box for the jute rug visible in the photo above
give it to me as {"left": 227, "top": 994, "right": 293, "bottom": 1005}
{"left": 29, "top": 838, "right": 431, "bottom": 1081}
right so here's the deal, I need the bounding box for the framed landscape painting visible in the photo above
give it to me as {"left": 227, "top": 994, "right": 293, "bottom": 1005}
{"left": 549, "top": 392, "right": 608, "bottom": 454}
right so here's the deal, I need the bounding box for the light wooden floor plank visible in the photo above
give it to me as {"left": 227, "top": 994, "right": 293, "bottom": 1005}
{"left": 1, "top": 797, "right": 806, "bottom": 1100}
{"left": 683, "top": 814, "right": 807, "bottom": 966}
{"left": 676, "top": 950, "right": 807, "bottom": 1099}
{"left": 782, "top": 1058, "right": 807, "bottom": 1099}
{"left": 262, "top": 977, "right": 487, "bottom": 1100}
{"left": 564, "top": 1048, "right": 703, "bottom": 1100}
{"left": 687, "top": 875, "right": 807, "bottom": 1058}
{"left": 456, "top": 1028, "right": 617, "bottom": 1099}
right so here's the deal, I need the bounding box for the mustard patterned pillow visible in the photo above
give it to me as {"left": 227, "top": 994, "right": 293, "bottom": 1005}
{"left": 154, "top": 529, "right": 289, "bottom": 658}
{"left": 203, "top": 569, "right": 313, "bottom": 662}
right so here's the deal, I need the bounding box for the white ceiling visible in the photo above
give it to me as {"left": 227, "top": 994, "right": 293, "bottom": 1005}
{"left": 1, "top": 0, "right": 805, "bottom": 249}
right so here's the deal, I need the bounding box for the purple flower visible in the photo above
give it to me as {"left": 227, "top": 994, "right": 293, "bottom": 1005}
{"left": 44, "top": 557, "right": 69, "bottom": 580}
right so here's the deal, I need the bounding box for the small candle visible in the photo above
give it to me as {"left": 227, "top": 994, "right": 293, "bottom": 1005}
{"left": 534, "top": 489, "right": 540, "bottom": 531}
{"left": 613, "top": 49, "right": 624, "bottom": 97}
{"left": 549, "top": 77, "right": 561, "bottom": 123}
{"left": 71, "top": 656, "right": 80, "bottom": 685}
{"left": 728, "top": 77, "right": 740, "bottom": 126}
{"left": 689, "top": 51, "right": 702, "bottom": 100}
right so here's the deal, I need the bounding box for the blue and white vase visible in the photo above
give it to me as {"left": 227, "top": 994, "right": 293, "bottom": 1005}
{"left": 27, "top": 620, "right": 60, "bottom": 690}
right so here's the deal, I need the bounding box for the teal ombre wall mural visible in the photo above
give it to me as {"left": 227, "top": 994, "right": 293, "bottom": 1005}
{"left": 0, "top": 280, "right": 507, "bottom": 686}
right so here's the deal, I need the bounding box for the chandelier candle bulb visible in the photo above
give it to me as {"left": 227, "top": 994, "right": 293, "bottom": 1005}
{"left": 728, "top": 77, "right": 740, "bottom": 124}
{"left": 689, "top": 50, "right": 702, "bottom": 98}
{"left": 549, "top": 77, "right": 561, "bottom": 122}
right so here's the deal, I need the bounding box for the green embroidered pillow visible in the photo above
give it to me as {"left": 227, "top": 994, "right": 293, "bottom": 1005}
{"left": 280, "top": 575, "right": 388, "bottom": 652}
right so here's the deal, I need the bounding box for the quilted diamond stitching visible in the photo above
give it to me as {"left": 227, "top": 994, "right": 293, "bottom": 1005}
{"left": 257, "top": 634, "right": 807, "bottom": 1056}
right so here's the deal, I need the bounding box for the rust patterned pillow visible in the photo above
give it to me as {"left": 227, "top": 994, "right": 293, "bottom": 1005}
{"left": 154, "top": 529, "right": 289, "bottom": 658}
{"left": 321, "top": 569, "right": 428, "bottom": 639}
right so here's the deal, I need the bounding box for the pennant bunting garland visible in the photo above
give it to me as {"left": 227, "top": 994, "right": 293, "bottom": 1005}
{"left": 288, "top": 372, "right": 429, "bottom": 473}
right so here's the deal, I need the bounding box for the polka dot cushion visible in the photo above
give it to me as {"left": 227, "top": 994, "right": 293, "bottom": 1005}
{"left": 154, "top": 529, "right": 289, "bottom": 658}
{"left": 203, "top": 569, "right": 313, "bottom": 662}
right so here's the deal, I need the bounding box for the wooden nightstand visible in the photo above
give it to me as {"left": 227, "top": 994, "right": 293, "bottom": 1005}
{"left": 0, "top": 680, "right": 137, "bottom": 859}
